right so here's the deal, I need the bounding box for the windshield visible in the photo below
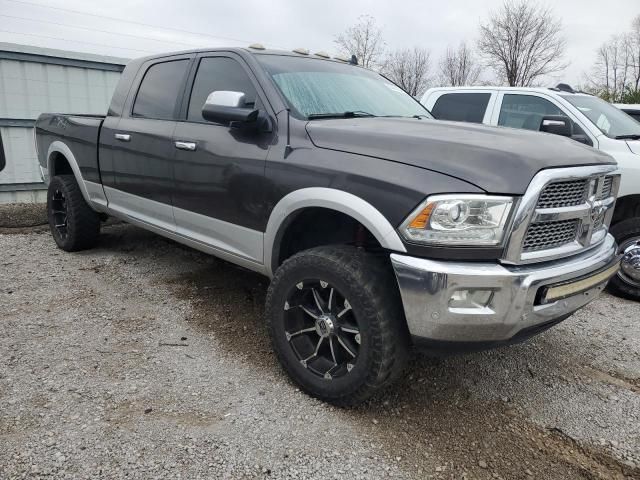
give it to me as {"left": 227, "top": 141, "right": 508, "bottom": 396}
{"left": 256, "top": 54, "right": 430, "bottom": 120}
{"left": 560, "top": 94, "right": 640, "bottom": 139}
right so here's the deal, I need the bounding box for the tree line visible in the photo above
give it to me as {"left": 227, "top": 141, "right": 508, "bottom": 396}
{"left": 334, "top": 0, "right": 640, "bottom": 104}
{"left": 588, "top": 17, "right": 640, "bottom": 103}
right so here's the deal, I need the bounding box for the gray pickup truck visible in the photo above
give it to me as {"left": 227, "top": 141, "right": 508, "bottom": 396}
{"left": 35, "top": 46, "right": 621, "bottom": 405}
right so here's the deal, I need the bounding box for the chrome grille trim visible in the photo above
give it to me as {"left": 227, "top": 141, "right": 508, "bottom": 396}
{"left": 502, "top": 165, "right": 620, "bottom": 265}
{"left": 597, "top": 176, "right": 613, "bottom": 200}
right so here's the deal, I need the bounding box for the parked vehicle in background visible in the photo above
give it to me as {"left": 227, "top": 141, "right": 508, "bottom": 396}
{"left": 35, "top": 48, "right": 621, "bottom": 405}
{"left": 422, "top": 85, "right": 640, "bottom": 300}
{"left": 614, "top": 104, "right": 640, "bottom": 123}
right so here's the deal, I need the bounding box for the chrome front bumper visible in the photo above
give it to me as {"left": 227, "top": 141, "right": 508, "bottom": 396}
{"left": 391, "top": 234, "right": 620, "bottom": 344}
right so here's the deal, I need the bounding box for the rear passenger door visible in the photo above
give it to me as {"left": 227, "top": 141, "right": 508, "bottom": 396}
{"left": 108, "top": 55, "right": 192, "bottom": 230}
{"left": 428, "top": 91, "right": 496, "bottom": 124}
{"left": 171, "top": 53, "right": 274, "bottom": 264}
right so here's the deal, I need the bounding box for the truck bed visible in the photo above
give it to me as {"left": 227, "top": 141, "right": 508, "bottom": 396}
{"left": 35, "top": 113, "right": 105, "bottom": 184}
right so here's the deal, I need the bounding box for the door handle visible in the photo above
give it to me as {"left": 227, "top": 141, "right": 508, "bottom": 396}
{"left": 174, "top": 141, "right": 197, "bottom": 151}
{"left": 114, "top": 133, "right": 131, "bottom": 142}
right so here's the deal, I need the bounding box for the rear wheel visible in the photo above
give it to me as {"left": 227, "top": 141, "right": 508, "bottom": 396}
{"left": 47, "top": 175, "right": 101, "bottom": 252}
{"left": 265, "top": 245, "right": 410, "bottom": 406}
{"left": 608, "top": 218, "right": 640, "bottom": 301}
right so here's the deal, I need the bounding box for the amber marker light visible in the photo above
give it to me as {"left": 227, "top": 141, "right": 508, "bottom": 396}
{"left": 408, "top": 202, "right": 435, "bottom": 229}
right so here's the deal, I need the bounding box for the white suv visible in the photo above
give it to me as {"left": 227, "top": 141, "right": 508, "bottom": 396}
{"left": 422, "top": 85, "right": 640, "bottom": 300}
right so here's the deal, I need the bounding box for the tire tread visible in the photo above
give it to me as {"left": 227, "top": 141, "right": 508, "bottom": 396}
{"left": 265, "top": 245, "right": 410, "bottom": 406}
{"left": 48, "top": 175, "right": 100, "bottom": 251}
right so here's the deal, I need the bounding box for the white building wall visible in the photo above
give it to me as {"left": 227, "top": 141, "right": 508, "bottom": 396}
{"left": 0, "top": 43, "right": 127, "bottom": 203}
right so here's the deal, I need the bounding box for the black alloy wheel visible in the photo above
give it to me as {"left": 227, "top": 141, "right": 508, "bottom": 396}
{"left": 50, "top": 187, "right": 69, "bottom": 240}
{"left": 283, "top": 279, "right": 361, "bottom": 380}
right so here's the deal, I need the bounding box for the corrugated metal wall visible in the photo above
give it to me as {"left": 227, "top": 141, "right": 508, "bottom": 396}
{"left": 0, "top": 59, "right": 120, "bottom": 120}
{"left": 0, "top": 126, "right": 38, "bottom": 183}
{"left": 0, "top": 45, "right": 126, "bottom": 202}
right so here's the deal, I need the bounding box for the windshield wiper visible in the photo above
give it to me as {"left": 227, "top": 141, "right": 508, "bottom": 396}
{"left": 307, "top": 111, "right": 377, "bottom": 120}
{"left": 614, "top": 134, "right": 640, "bottom": 140}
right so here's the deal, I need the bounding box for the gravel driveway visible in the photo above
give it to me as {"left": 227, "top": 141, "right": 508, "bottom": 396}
{"left": 1, "top": 223, "right": 639, "bottom": 479}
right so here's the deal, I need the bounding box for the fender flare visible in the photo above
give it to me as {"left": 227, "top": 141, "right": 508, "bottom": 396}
{"left": 264, "top": 187, "right": 407, "bottom": 277}
{"left": 46, "top": 141, "right": 92, "bottom": 205}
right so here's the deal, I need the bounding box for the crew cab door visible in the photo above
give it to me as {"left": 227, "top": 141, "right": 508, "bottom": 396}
{"left": 171, "top": 53, "right": 274, "bottom": 264}
{"left": 491, "top": 92, "right": 595, "bottom": 146}
{"left": 106, "top": 55, "right": 192, "bottom": 231}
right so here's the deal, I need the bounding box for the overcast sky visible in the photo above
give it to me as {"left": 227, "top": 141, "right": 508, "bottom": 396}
{"left": 0, "top": 0, "right": 638, "bottom": 86}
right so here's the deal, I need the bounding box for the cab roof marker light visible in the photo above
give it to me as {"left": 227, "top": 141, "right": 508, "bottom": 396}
{"left": 248, "top": 43, "right": 266, "bottom": 50}
{"left": 314, "top": 51, "right": 330, "bottom": 59}
{"left": 292, "top": 48, "right": 309, "bottom": 55}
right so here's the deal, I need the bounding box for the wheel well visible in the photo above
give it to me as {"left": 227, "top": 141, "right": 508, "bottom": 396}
{"left": 613, "top": 195, "right": 640, "bottom": 224}
{"left": 274, "top": 208, "right": 384, "bottom": 270}
{"left": 49, "top": 152, "right": 73, "bottom": 177}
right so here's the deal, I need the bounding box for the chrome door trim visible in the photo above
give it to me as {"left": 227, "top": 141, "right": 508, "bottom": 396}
{"left": 174, "top": 141, "right": 197, "bottom": 151}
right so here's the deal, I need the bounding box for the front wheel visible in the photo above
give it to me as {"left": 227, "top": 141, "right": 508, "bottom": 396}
{"left": 608, "top": 218, "right": 640, "bottom": 301}
{"left": 265, "top": 246, "right": 410, "bottom": 406}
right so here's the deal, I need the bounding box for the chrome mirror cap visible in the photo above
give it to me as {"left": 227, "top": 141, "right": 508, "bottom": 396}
{"left": 205, "top": 91, "right": 246, "bottom": 108}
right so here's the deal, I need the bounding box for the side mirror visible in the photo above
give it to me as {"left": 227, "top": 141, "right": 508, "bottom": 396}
{"left": 202, "top": 91, "right": 258, "bottom": 124}
{"left": 539, "top": 115, "right": 572, "bottom": 138}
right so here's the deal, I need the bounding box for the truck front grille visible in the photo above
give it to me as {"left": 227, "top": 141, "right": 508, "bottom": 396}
{"left": 537, "top": 180, "right": 588, "bottom": 208}
{"left": 503, "top": 167, "right": 619, "bottom": 264}
{"left": 523, "top": 219, "right": 580, "bottom": 252}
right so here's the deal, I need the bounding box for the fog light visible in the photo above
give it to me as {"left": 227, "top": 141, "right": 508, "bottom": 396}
{"left": 449, "top": 289, "right": 493, "bottom": 309}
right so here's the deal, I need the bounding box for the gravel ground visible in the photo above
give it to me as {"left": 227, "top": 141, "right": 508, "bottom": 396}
{"left": 1, "top": 222, "right": 639, "bottom": 479}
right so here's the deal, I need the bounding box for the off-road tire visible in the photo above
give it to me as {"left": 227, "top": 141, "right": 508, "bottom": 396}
{"left": 265, "top": 245, "right": 410, "bottom": 406}
{"left": 47, "top": 175, "right": 101, "bottom": 252}
{"left": 607, "top": 218, "right": 640, "bottom": 301}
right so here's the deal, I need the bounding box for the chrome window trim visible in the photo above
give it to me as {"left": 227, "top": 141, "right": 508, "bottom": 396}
{"left": 502, "top": 165, "right": 620, "bottom": 265}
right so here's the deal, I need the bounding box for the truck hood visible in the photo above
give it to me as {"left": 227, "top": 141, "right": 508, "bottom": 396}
{"left": 305, "top": 117, "right": 616, "bottom": 194}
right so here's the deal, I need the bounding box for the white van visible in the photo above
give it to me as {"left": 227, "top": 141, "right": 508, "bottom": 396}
{"left": 422, "top": 85, "right": 640, "bottom": 300}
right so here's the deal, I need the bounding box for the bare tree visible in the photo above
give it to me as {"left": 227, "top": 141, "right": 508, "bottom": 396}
{"left": 439, "top": 42, "right": 482, "bottom": 86}
{"left": 383, "top": 47, "right": 432, "bottom": 97}
{"left": 589, "top": 35, "right": 632, "bottom": 102}
{"left": 334, "top": 15, "right": 385, "bottom": 69}
{"left": 629, "top": 15, "right": 640, "bottom": 92}
{"left": 477, "top": 0, "right": 567, "bottom": 86}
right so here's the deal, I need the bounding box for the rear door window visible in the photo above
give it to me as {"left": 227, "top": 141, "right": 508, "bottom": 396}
{"left": 431, "top": 93, "right": 491, "bottom": 123}
{"left": 132, "top": 59, "right": 190, "bottom": 120}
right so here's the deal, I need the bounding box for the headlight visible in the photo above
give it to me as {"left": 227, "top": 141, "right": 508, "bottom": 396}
{"left": 400, "top": 194, "right": 514, "bottom": 246}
